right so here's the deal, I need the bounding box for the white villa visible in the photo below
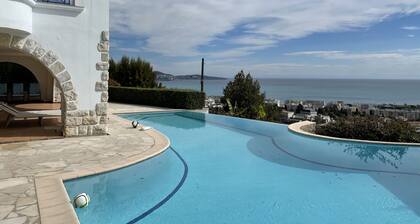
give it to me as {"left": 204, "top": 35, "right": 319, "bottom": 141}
{"left": 0, "top": 0, "right": 109, "bottom": 137}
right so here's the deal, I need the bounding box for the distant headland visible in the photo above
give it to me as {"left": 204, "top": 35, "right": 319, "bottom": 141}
{"left": 155, "top": 71, "right": 227, "bottom": 81}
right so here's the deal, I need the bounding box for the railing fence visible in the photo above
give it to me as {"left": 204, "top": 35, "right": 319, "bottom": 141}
{"left": 36, "top": 0, "right": 74, "bottom": 6}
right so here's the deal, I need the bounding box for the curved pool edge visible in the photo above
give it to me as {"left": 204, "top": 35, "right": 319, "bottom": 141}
{"left": 34, "top": 116, "right": 171, "bottom": 224}
{"left": 289, "top": 121, "right": 420, "bottom": 147}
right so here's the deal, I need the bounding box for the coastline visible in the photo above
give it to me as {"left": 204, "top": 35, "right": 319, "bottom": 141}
{"left": 161, "top": 79, "right": 420, "bottom": 105}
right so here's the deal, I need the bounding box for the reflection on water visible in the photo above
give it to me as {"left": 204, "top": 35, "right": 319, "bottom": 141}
{"left": 124, "top": 112, "right": 206, "bottom": 130}
{"left": 331, "top": 142, "right": 408, "bottom": 169}
{"left": 65, "top": 149, "right": 182, "bottom": 223}
{"left": 175, "top": 111, "right": 206, "bottom": 122}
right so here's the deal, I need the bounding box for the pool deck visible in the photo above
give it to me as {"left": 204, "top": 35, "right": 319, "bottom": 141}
{"left": 0, "top": 103, "right": 173, "bottom": 224}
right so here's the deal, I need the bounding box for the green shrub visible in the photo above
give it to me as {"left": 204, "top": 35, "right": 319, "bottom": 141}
{"left": 316, "top": 116, "right": 420, "bottom": 143}
{"left": 109, "top": 86, "right": 205, "bottom": 109}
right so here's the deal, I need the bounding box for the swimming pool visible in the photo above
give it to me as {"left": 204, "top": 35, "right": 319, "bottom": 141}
{"left": 65, "top": 111, "right": 420, "bottom": 224}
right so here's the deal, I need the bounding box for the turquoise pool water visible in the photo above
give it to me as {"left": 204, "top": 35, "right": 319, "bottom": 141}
{"left": 65, "top": 112, "right": 420, "bottom": 224}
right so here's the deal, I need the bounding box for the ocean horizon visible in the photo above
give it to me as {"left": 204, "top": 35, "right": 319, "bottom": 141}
{"left": 161, "top": 78, "right": 420, "bottom": 105}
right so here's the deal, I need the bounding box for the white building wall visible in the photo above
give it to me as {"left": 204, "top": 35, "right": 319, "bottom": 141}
{"left": 31, "top": 0, "right": 109, "bottom": 110}
{"left": 0, "top": 0, "right": 109, "bottom": 136}
{"left": 0, "top": 0, "right": 33, "bottom": 34}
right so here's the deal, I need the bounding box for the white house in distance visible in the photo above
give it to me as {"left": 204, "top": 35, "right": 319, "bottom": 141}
{"left": 0, "top": 0, "right": 109, "bottom": 136}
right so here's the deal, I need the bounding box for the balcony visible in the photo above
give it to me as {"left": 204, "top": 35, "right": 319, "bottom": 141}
{"left": 36, "top": 0, "right": 75, "bottom": 6}
{"left": 34, "top": 0, "right": 84, "bottom": 14}
{"left": 0, "top": 0, "right": 34, "bottom": 35}
{"left": 0, "top": 0, "right": 84, "bottom": 36}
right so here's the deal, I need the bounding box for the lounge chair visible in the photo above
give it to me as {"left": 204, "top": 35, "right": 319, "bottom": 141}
{"left": 0, "top": 102, "right": 61, "bottom": 128}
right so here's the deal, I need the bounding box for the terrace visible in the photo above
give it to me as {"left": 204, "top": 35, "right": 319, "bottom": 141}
{"left": 0, "top": 0, "right": 112, "bottom": 222}
{"left": 0, "top": 103, "right": 172, "bottom": 224}
{"left": 0, "top": 103, "right": 62, "bottom": 144}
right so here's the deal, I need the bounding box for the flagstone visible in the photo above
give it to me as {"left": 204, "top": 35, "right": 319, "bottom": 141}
{"left": 0, "top": 104, "right": 174, "bottom": 223}
{"left": 0, "top": 194, "right": 16, "bottom": 206}
{"left": 0, "top": 171, "right": 12, "bottom": 180}
{"left": 0, "top": 205, "right": 14, "bottom": 220}
{"left": 37, "top": 161, "right": 67, "bottom": 169}
{"left": 0, "top": 178, "right": 28, "bottom": 190}
{"left": 16, "top": 197, "right": 36, "bottom": 208}
{"left": 28, "top": 217, "right": 39, "bottom": 224}
{"left": 0, "top": 183, "right": 32, "bottom": 195}
{"left": 16, "top": 205, "right": 38, "bottom": 217}
{"left": 0, "top": 216, "right": 27, "bottom": 224}
{"left": 6, "top": 212, "right": 17, "bottom": 219}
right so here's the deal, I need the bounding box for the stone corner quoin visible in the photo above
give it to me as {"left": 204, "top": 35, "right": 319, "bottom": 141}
{"left": 64, "top": 30, "right": 110, "bottom": 137}
{"left": 0, "top": 31, "right": 110, "bottom": 137}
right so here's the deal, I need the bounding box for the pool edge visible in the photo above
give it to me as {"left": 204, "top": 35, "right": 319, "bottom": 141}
{"left": 34, "top": 123, "right": 171, "bottom": 224}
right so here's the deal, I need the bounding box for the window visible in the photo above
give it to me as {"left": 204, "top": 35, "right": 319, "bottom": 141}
{"left": 0, "top": 83, "right": 6, "bottom": 96}
{"left": 12, "top": 83, "right": 24, "bottom": 96}
{"left": 29, "top": 83, "right": 41, "bottom": 96}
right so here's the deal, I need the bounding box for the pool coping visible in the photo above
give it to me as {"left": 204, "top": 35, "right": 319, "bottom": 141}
{"left": 288, "top": 121, "right": 420, "bottom": 147}
{"left": 34, "top": 116, "right": 171, "bottom": 224}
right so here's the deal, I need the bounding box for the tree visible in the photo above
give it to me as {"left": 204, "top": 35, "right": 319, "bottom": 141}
{"left": 264, "top": 103, "right": 283, "bottom": 122}
{"left": 318, "top": 104, "right": 348, "bottom": 118}
{"left": 109, "top": 56, "right": 160, "bottom": 88}
{"left": 222, "top": 71, "right": 265, "bottom": 119}
{"left": 295, "top": 104, "right": 304, "bottom": 114}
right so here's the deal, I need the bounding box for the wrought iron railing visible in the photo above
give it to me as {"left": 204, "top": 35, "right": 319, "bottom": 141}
{"left": 36, "top": 0, "right": 75, "bottom": 6}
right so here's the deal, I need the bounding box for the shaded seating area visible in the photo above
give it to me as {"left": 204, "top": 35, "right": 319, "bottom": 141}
{"left": 0, "top": 62, "right": 64, "bottom": 143}
{"left": 0, "top": 103, "right": 63, "bottom": 143}
{"left": 0, "top": 102, "right": 61, "bottom": 127}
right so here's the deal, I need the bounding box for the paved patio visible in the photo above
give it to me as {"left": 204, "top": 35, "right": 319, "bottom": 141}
{"left": 0, "top": 103, "right": 62, "bottom": 144}
{"left": 0, "top": 103, "right": 171, "bottom": 224}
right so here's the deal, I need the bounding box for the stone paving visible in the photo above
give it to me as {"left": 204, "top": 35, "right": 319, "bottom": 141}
{"left": 0, "top": 103, "right": 171, "bottom": 224}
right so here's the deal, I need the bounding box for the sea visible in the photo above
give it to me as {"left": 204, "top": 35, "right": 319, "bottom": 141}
{"left": 161, "top": 79, "right": 420, "bottom": 105}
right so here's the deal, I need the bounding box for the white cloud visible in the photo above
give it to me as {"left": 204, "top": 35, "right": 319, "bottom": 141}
{"left": 148, "top": 48, "right": 420, "bottom": 79}
{"left": 153, "top": 57, "right": 420, "bottom": 79}
{"left": 110, "top": 0, "right": 420, "bottom": 57}
{"left": 110, "top": 1, "right": 420, "bottom": 79}
{"left": 402, "top": 26, "right": 420, "bottom": 30}
{"left": 207, "top": 45, "right": 273, "bottom": 59}
{"left": 408, "top": 34, "right": 416, "bottom": 37}
{"left": 228, "top": 35, "right": 277, "bottom": 47}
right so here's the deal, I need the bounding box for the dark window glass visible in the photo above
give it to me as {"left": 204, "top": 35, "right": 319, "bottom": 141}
{"left": 29, "top": 83, "right": 41, "bottom": 96}
{"left": 13, "top": 83, "right": 24, "bottom": 96}
{"left": 0, "top": 83, "right": 6, "bottom": 96}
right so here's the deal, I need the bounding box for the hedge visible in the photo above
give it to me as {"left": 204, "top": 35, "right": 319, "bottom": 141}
{"left": 109, "top": 86, "right": 205, "bottom": 109}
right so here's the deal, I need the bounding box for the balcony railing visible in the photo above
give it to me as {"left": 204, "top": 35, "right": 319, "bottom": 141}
{"left": 36, "top": 0, "right": 75, "bottom": 6}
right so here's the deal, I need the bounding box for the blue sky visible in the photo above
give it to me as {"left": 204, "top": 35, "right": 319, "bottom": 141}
{"left": 110, "top": 1, "right": 420, "bottom": 79}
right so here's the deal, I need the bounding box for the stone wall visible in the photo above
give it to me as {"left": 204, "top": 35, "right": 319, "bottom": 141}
{"left": 53, "top": 79, "right": 62, "bottom": 103}
{"left": 0, "top": 31, "right": 109, "bottom": 137}
{"left": 63, "top": 31, "right": 110, "bottom": 137}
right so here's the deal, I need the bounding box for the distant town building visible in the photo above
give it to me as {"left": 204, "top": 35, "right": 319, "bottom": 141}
{"left": 280, "top": 111, "right": 294, "bottom": 121}
{"left": 303, "top": 100, "right": 326, "bottom": 109}
{"left": 206, "top": 96, "right": 223, "bottom": 108}
{"left": 265, "top": 99, "right": 282, "bottom": 107}
{"left": 293, "top": 109, "right": 318, "bottom": 121}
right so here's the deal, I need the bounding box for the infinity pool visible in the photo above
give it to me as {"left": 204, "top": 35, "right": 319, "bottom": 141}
{"left": 65, "top": 112, "right": 420, "bottom": 224}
